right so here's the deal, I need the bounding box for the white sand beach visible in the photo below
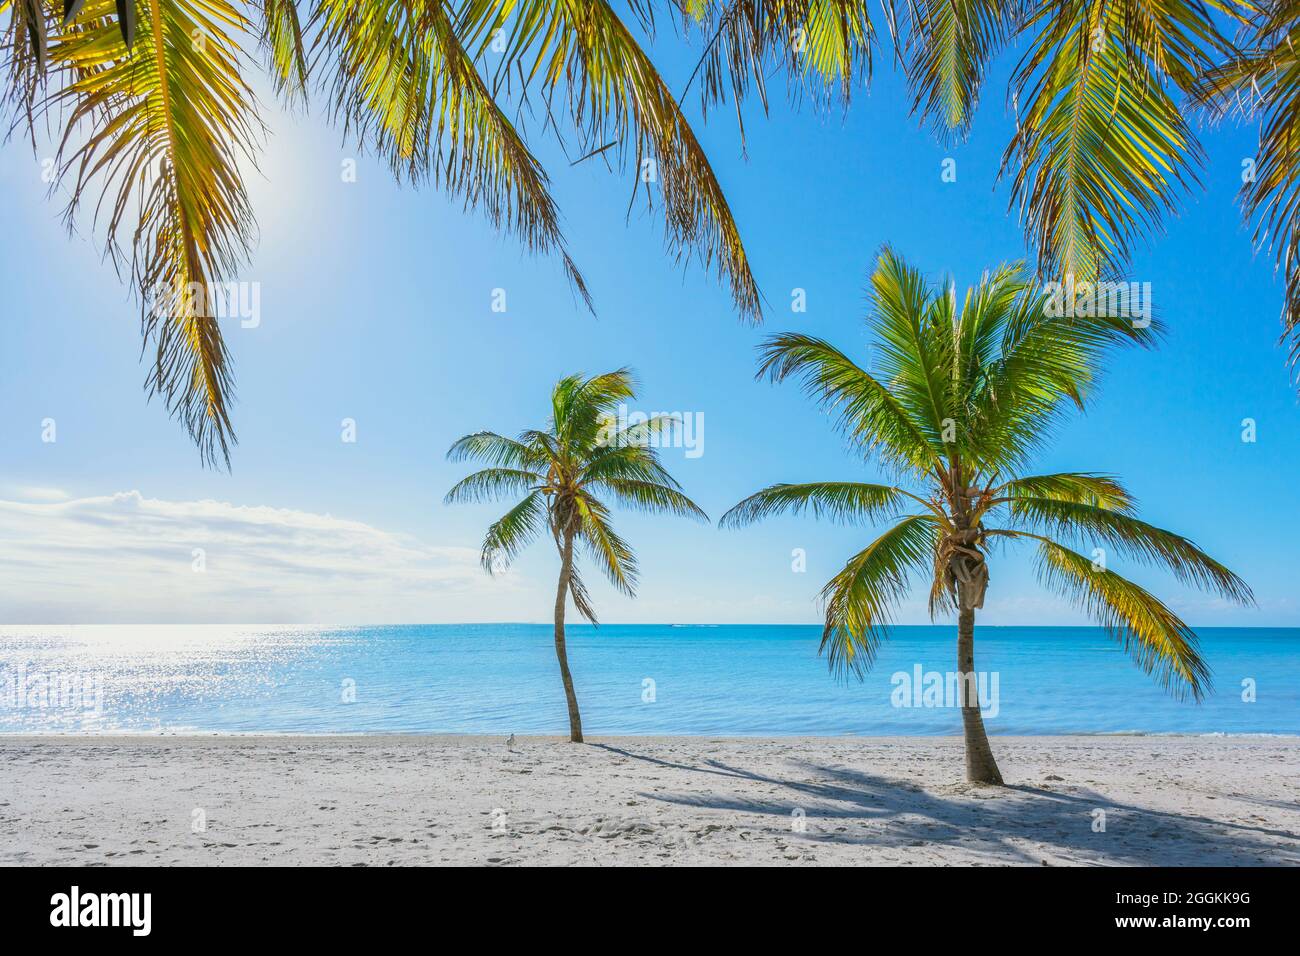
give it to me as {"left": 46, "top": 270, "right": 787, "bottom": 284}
{"left": 1, "top": 735, "right": 1296, "bottom": 866}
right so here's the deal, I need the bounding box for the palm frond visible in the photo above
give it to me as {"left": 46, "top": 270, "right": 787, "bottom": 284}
{"left": 820, "top": 513, "right": 937, "bottom": 678}
{"left": 719, "top": 480, "right": 921, "bottom": 528}
{"left": 444, "top": 467, "right": 544, "bottom": 504}
{"left": 905, "top": 0, "right": 1014, "bottom": 141}
{"left": 1195, "top": 1, "right": 1300, "bottom": 376}
{"left": 1024, "top": 531, "right": 1212, "bottom": 700}
{"left": 592, "top": 477, "right": 708, "bottom": 520}
{"left": 582, "top": 443, "right": 682, "bottom": 488}
{"left": 447, "top": 430, "right": 548, "bottom": 469}
{"left": 1002, "top": 0, "right": 1222, "bottom": 281}
{"left": 757, "top": 331, "right": 941, "bottom": 473}
{"left": 573, "top": 494, "right": 639, "bottom": 596}
{"left": 314, "top": 0, "right": 591, "bottom": 308}
{"left": 682, "top": 0, "right": 881, "bottom": 139}
{"left": 992, "top": 471, "right": 1136, "bottom": 512}
{"left": 457, "top": 0, "right": 760, "bottom": 319}
{"left": 49, "top": 0, "right": 260, "bottom": 467}
{"left": 481, "top": 488, "right": 547, "bottom": 572}
{"left": 997, "top": 497, "right": 1255, "bottom": 604}
{"left": 258, "top": 0, "right": 308, "bottom": 106}
{"left": 566, "top": 564, "right": 599, "bottom": 624}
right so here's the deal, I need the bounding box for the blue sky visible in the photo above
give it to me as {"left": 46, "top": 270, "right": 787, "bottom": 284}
{"left": 0, "top": 32, "right": 1296, "bottom": 626}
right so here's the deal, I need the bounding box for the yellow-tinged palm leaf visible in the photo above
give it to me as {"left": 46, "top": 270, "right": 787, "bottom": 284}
{"left": 1025, "top": 531, "right": 1211, "bottom": 699}
{"left": 258, "top": 0, "right": 308, "bottom": 104}
{"left": 679, "top": 0, "right": 881, "bottom": 132}
{"left": 315, "top": 0, "right": 592, "bottom": 309}
{"left": 46, "top": 0, "right": 260, "bottom": 467}
{"left": 456, "top": 0, "right": 760, "bottom": 319}
{"left": 1002, "top": 0, "right": 1221, "bottom": 282}
{"left": 991, "top": 471, "right": 1136, "bottom": 512}
{"left": 905, "top": 0, "right": 1015, "bottom": 141}
{"left": 998, "top": 497, "right": 1255, "bottom": 602}
{"left": 820, "top": 513, "right": 938, "bottom": 678}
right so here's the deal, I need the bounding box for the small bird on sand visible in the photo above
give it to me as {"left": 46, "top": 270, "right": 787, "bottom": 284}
{"left": 506, "top": 733, "right": 516, "bottom": 750}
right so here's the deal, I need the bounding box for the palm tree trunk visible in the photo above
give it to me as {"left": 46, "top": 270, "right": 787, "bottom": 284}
{"left": 957, "top": 606, "right": 1003, "bottom": 785}
{"left": 554, "top": 531, "right": 584, "bottom": 743}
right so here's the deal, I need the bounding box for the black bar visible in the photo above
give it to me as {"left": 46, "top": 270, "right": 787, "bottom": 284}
{"left": 0, "top": 866, "right": 1284, "bottom": 940}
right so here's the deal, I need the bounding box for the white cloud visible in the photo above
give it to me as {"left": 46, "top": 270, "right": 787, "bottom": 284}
{"left": 0, "top": 491, "right": 544, "bottom": 623}
{"left": 7, "top": 485, "right": 69, "bottom": 502}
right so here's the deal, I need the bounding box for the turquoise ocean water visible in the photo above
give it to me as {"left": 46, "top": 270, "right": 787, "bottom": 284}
{"left": 0, "top": 624, "right": 1295, "bottom": 735}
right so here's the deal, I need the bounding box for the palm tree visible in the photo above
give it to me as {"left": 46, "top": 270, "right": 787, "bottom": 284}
{"left": 445, "top": 368, "right": 706, "bottom": 742}
{"left": 720, "top": 248, "right": 1253, "bottom": 785}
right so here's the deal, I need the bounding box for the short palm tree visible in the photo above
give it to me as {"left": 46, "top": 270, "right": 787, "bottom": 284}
{"left": 720, "top": 248, "right": 1253, "bottom": 785}
{"left": 445, "top": 368, "right": 706, "bottom": 742}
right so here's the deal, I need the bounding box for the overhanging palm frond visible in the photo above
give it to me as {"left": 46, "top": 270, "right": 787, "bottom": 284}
{"left": 821, "top": 513, "right": 937, "bottom": 678}
{"left": 719, "top": 480, "right": 925, "bottom": 528}
{"left": 681, "top": 0, "right": 881, "bottom": 136}
{"left": 1002, "top": 0, "right": 1219, "bottom": 282}
{"left": 1026, "top": 532, "right": 1211, "bottom": 700}
{"left": 258, "top": 0, "right": 308, "bottom": 106}
{"left": 314, "top": 0, "right": 591, "bottom": 308}
{"left": 457, "top": 0, "right": 760, "bottom": 319}
{"left": 50, "top": 0, "right": 260, "bottom": 467}
{"left": 904, "top": 0, "right": 1014, "bottom": 141}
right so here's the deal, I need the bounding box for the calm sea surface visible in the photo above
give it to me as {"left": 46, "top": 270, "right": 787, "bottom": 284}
{"left": 0, "top": 624, "right": 1295, "bottom": 735}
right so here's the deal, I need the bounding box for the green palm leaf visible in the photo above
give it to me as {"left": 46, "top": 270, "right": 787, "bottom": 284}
{"left": 719, "top": 480, "right": 924, "bottom": 527}
{"left": 1002, "top": 0, "right": 1222, "bottom": 281}
{"left": 258, "top": 0, "right": 308, "bottom": 105}
{"left": 1026, "top": 532, "right": 1212, "bottom": 699}
{"left": 820, "top": 514, "right": 938, "bottom": 678}
{"left": 49, "top": 0, "right": 260, "bottom": 467}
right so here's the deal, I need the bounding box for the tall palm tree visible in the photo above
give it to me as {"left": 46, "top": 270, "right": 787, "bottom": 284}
{"left": 445, "top": 368, "right": 706, "bottom": 742}
{"left": 720, "top": 248, "right": 1253, "bottom": 784}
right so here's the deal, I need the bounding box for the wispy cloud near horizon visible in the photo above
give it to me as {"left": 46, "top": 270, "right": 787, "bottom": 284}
{"left": 0, "top": 491, "right": 543, "bottom": 624}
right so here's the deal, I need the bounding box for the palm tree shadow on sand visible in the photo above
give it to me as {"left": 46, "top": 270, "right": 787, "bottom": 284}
{"left": 593, "top": 745, "right": 1300, "bottom": 865}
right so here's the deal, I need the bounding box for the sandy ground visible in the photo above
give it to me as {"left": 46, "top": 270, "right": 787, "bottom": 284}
{"left": 1, "top": 735, "right": 1296, "bottom": 866}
